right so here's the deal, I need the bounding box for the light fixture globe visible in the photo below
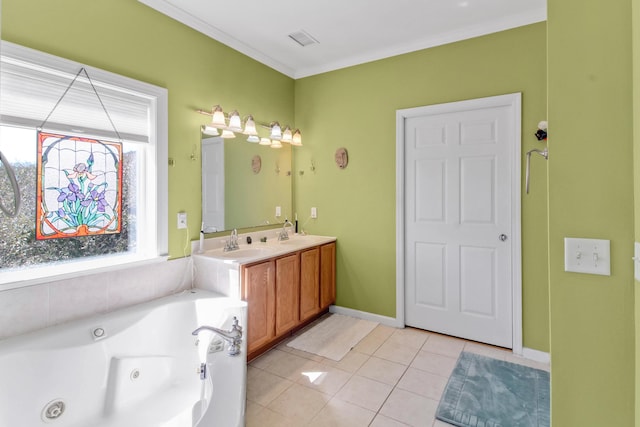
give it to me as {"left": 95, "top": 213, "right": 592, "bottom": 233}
{"left": 291, "top": 129, "right": 302, "bottom": 146}
{"left": 227, "top": 110, "right": 243, "bottom": 132}
{"left": 243, "top": 115, "right": 258, "bottom": 136}
{"left": 247, "top": 135, "right": 260, "bottom": 143}
{"left": 221, "top": 129, "right": 236, "bottom": 139}
{"left": 211, "top": 105, "right": 227, "bottom": 128}
{"left": 270, "top": 122, "right": 282, "bottom": 140}
{"left": 259, "top": 137, "right": 272, "bottom": 146}
{"left": 270, "top": 139, "right": 282, "bottom": 148}
{"left": 282, "top": 126, "right": 293, "bottom": 143}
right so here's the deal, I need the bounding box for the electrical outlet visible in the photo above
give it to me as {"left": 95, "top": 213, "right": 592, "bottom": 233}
{"left": 177, "top": 212, "right": 187, "bottom": 229}
{"left": 311, "top": 207, "right": 317, "bottom": 218}
{"left": 275, "top": 206, "right": 281, "bottom": 217}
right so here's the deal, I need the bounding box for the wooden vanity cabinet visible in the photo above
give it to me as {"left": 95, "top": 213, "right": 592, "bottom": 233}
{"left": 241, "top": 260, "right": 275, "bottom": 355}
{"left": 299, "top": 247, "right": 320, "bottom": 322}
{"left": 243, "top": 241, "right": 336, "bottom": 360}
{"left": 275, "top": 254, "right": 300, "bottom": 335}
{"left": 320, "top": 242, "right": 336, "bottom": 309}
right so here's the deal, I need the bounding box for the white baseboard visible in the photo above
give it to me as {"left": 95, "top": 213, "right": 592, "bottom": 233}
{"left": 329, "top": 305, "right": 403, "bottom": 328}
{"left": 329, "top": 305, "right": 551, "bottom": 364}
{"left": 521, "top": 347, "right": 551, "bottom": 364}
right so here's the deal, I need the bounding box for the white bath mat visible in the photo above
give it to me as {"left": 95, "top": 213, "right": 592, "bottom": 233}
{"left": 287, "top": 314, "right": 378, "bottom": 361}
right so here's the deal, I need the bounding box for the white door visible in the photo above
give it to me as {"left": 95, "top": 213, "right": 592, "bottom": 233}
{"left": 201, "top": 137, "right": 224, "bottom": 232}
{"left": 402, "top": 94, "right": 521, "bottom": 348}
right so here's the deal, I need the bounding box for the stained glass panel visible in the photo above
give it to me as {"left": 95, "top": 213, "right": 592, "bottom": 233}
{"left": 36, "top": 131, "right": 123, "bottom": 240}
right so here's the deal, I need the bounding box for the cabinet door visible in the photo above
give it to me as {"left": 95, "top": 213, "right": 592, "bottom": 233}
{"left": 275, "top": 254, "right": 300, "bottom": 336}
{"left": 242, "top": 261, "right": 276, "bottom": 354}
{"left": 320, "top": 242, "right": 336, "bottom": 309}
{"left": 300, "top": 247, "right": 320, "bottom": 322}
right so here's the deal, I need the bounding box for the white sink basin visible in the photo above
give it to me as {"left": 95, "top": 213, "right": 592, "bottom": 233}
{"left": 199, "top": 246, "right": 276, "bottom": 261}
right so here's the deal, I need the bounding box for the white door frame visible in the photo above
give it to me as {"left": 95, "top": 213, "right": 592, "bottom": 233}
{"left": 395, "top": 93, "right": 523, "bottom": 355}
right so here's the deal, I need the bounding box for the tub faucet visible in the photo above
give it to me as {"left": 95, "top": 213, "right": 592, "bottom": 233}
{"left": 278, "top": 219, "right": 294, "bottom": 241}
{"left": 192, "top": 316, "right": 243, "bottom": 356}
{"left": 224, "top": 228, "right": 239, "bottom": 252}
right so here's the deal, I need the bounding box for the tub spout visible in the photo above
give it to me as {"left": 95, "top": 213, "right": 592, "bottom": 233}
{"left": 192, "top": 317, "right": 243, "bottom": 356}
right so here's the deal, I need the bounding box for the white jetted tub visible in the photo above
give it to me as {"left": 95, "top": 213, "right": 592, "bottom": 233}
{"left": 0, "top": 289, "right": 247, "bottom": 427}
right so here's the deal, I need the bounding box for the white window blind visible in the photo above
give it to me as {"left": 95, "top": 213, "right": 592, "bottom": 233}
{"left": 1, "top": 52, "right": 151, "bottom": 143}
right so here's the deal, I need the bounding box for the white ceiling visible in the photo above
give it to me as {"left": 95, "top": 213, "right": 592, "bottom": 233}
{"left": 138, "top": 0, "right": 546, "bottom": 79}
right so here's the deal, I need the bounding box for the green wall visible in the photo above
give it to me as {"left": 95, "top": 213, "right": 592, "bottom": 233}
{"left": 635, "top": 0, "right": 640, "bottom": 421}
{"left": 294, "top": 23, "right": 549, "bottom": 352}
{"left": 548, "top": 0, "right": 635, "bottom": 425}
{"left": 1, "top": 0, "right": 295, "bottom": 255}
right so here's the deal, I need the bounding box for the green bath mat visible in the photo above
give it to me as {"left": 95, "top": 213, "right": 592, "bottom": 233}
{"left": 436, "top": 352, "right": 550, "bottom": 427}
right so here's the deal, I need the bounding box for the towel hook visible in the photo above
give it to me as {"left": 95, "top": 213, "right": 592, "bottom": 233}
{"left": 525, "top": 147, "right": 548, "bottom": 194}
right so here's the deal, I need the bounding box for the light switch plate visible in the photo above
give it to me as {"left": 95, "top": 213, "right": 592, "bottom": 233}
{"left": 564, "top": 237, "right": 610, "bottom": 276}
{"left": 311, "top": 207, "right": 317, "bottom": 219}
{"left": 275, "top": 206, "right": 281, "bottom": 217}
{"left": 177, "top": 212, "right": 187, "bottom": 229}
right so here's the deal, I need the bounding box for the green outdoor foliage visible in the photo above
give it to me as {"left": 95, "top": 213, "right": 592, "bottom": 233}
{"left": 0, "top": 153, "right": 134, "bottom": 269}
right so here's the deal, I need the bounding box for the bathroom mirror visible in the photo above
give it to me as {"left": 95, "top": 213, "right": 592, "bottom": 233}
{"left": 201, "top": 135, "right": 292, "bottom": 233}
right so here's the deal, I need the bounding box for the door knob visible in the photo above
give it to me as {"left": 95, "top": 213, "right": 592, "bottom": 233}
{"left": 499, "top": 234, "right": 508, "bottom": 242}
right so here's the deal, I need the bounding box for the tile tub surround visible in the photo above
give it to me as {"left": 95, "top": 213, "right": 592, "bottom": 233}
{"left": 0, "top": 257, "right": 191, "bottom": 340}
{"left": 246, "top": 322, "right": 550, "bottom": 427}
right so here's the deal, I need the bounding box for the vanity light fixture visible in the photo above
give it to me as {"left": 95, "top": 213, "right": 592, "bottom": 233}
{"left": 201, "top": 124, "right": 219, "bottom": 136}
{"left": 227, "top": 110, "right": 243, "bottom": 132}
{"left": 270, "top": 122, "right": 282, "bottom": 141}
{"left": 281, "top": 126, "right": 293, "bottom": 143}
{"left": 220, "top": 129, "right": 236, "bottom": 139}
{"left": 197, "top": 105, "right": 302, "bottom": 146}
{"left": 291, "top": 129, "right": 302, "bottom": 146}
{"left": 243, "top": 115, "right": 258, "bottom": 136}
{"left": 270, "top": 139, "right": 282, "bottom": 149}
{"left": 210, "top": 105, "right": 227, "bottom": 128}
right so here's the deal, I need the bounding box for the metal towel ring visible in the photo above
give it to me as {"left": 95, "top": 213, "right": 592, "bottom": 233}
{"left": 0, "top": 150, "right": 21, "bottom": 217}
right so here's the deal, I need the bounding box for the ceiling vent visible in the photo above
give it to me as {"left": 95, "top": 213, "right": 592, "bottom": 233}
{"left": 288, "top": 30, "right": 319, "bottom": 47}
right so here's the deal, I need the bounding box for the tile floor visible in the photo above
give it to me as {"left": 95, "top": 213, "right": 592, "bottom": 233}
{"left": 246, "top": 316, "right": 550, "bottom": 427}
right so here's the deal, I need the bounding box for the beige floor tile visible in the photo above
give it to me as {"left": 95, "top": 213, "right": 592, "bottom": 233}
{"left": 410, "top": 351, "right": 458, "bottom": 377}
{"left": 353, "top": 331, "right": 387, "bottom": 355}
{"left": 380, "top": 388, "right": 439, "bottom": 427}
{"left": 370, "top": 414, "right": 412, "bottom": 426}
{"left": 334, "top": 375, "right": 393, "bottom": 412}
{"left": 297, "top": 363, "right": 353, "bottom": 396}
{"left": 263, "top": 351, "right": 319, "bottom": 381}
{"left": 307, "top": 397, "right": 376, "bottom": 427}
{"left": 267, "top": 383, "right": 331, "bottom": 423}
{"left": 321, "top": 350, "right": 369, "bottom": 373}
{"left": 373, "top": 339, "right": 421, "bottom": 365}
{"left": 286, "top": 346, "right": 326, "bottom": 362}
{"left": 246, "top": 406, "right": 307, "bottom": 427}
{"left": 246, "top": 369, "right": 294, "bottom": 406}
{"left": 422, "top": 334, "right": 466, "bottom": 358}
{"left": 464, "top": 341, "right": 511, "bottom": 360}
{"left": 244, "top": 399, "right": 265, "bottom": 420}
{"left": 356, "top": 356, "right": 407, "bottom": 386}
{"left": 397, "top": 367, "right": 449, "bottom": 401}
{"left": 387, "top": 327, "right": 430, "bottom": 350}
{"left": 250, "top": 348, "right": 289, "bottom": 370}
{"left": 351, "top": 324, "right": 395, "bottom": 355}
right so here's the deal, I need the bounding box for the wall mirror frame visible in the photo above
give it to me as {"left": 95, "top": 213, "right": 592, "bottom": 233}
{"left": 201, "top": 135, "right": 292, "bottom": 233}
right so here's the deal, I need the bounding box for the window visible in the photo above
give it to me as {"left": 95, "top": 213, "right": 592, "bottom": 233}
{"left": 0, "top": 41, "right": 168, "bottom": 288}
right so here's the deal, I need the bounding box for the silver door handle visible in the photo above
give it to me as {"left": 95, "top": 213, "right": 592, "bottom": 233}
{"left": 499, "top": 234, "right": 508, "bottom": 242}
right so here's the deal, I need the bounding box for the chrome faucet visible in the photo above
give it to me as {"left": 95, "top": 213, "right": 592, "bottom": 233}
{"left": 224, "top": 228, "right": 239, "bottom": 252}
{"left": 278, "top": 219, "right": 294, "bottom": 241}
{"left": 192, "top": 316, "right": 243, "bottom": 356}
